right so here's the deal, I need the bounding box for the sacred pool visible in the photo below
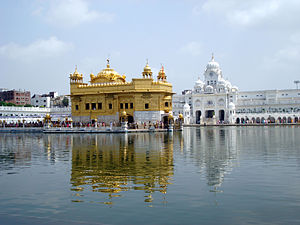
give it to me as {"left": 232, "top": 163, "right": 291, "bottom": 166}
{"left": 0, "top": 126, "right": 300, "bottom": 224}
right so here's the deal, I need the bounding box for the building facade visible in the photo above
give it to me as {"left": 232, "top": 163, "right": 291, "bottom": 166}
{"left": 70, "top": 60, "right": 173, "bottom": 124}
{"left": 0, "top": 89, "right": 31, "bottom": 105}
{"left": 0, "top": 106, "right": 71, "bottom": 123}
{"left": 31, "top": 94, "right": 51, "bottom": 108}
{"left": 173, "top": 55, "right": 300, "bottom": 124}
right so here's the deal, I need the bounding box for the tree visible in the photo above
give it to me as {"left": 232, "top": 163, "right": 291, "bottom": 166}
{"left": 62, "top": 97, "right": 69, "bottom": 107}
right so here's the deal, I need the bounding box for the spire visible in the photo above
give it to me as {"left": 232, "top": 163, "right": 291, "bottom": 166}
{"left": 211, "top": 53, "right": 214, "bottom": 61}
{"left": 74, "top": 65, "right": 79, "bottom": 75}
{"left": 106, "top": 58, "right": 110, "bottom": 68}
{"left": 157, "top": 64, "right": 167, "bottom": 82}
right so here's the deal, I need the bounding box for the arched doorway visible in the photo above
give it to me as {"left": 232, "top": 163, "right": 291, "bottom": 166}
{"left": 256, "top": 117, "right": 261, "bottom": 123}
{"left": 205, "top": 110, "right": 214, "bottom": 118}
{"left": 196, "top": 110, "right": 201, "bottom": 124}
{"left": 236, "top": 118, "right": 240, "bottom": 124}
{"left": 128, "top": 115, "right": 134, "bottom": 123}
{"left": 261, "top": 117, "right": 265, "bottom": 124}
{"left": 278, "top": 117, "right": 282, "bottom": 123}
{"left": 163, "top": 116, "right": 169, "bottom": 128}
{"left": 219, "top": 110, "right": 225, "bottom": 122}
{"left": 269, "top": 117, "right": 275, "bottom": 123}
{"left": 288, "top": 117, "right": 292, "bottom": 123}
{"left": 283, "top": 117, "right": 287, "bottom": 123}
{"left": 241, "top": 118, "right": 245, "bottom": 124}
{"left": 295, "top": 117, "right": 299, "bottom": 123}
{"left": 251, "top": 117, "right": 255, "bottom": 123}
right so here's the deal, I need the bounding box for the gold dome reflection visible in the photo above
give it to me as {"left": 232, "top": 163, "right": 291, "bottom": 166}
{"left": 70, "top": 133, "right": 174, "bottom": 205}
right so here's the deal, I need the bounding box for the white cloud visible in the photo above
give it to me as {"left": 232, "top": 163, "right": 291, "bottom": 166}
{"left": 180, "top": 41, "right": 202, "bottom": 56}
{"left": 0, "top": 37, "right": 73, "bottom": 62}
{"left": 263, "top": 32, "right": 300, "bottom": 69}
{"left": 198, "top": 0, "right": 300, "bottom": 28}
{"left": 45, "top": 0, "right": 114, "bottom": 28}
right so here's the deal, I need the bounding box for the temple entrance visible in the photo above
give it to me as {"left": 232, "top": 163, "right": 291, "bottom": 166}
{"left": 163, "top": 116, "right": 169, "bottom": 128}
{"left": 128, "top": 115, "right": 134, "bottom": 123}
{"left": 219, "top": 110, "right": 225, "bottom": 122}
{"left": 196, "top": 110, "right": 201, "bottom": 124}
{"left": 205, "top": 110, "right": 214, "bottom": 118}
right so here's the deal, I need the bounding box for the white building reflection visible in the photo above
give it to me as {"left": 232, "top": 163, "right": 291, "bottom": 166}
{"left": 178, "top": 127, "right": 239, "bottom": 190}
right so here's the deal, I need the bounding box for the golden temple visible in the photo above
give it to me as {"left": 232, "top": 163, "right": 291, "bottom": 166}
{"left": 69, "top": 60, "right": 173, "bottom": 123}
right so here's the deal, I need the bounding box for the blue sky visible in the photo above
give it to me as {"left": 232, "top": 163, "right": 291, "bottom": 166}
{"left": 1, "top": 0, "right": 300, "bottom": 95}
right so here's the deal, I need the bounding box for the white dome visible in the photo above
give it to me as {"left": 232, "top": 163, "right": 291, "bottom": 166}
{"left": 231, "top": 86, "right": 239, "bottom": 92}
{"left": 229, "top": 102, "right": 235, "bottom": 109}
{"left": 195, "top": 78, "right": 204, "bottom": 87}
{"left": 184, "top": 103, "right": 190, "bottom": 111}
{"left": 206, "top": 56, "right": 220, "bottom": 70}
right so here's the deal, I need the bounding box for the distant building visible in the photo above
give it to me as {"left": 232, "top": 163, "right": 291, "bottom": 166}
{"left": 31, "top": 94, "right": 51, "bottom": 108}
{"left": 31, "top": 91, "right": 69, "bottom": 108}
{"left": 0, "top": 89, "right": 31, "bottom": 105}
{"left": 173, "top": 55, "right": 300, "bottom": 124}
{"left": 51, "top": 95, "right": 70, "bottom": 107}
{"left": 0, "top": 88, "right": 8, "bottom": 92}
{"left": 0, "top": 106, "right": 71, "bottom": 123}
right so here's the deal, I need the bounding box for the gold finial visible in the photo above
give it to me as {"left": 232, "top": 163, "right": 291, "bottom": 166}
{"left": 211, "top": 53, "right": 214, "bottom": 61}
{"left": 146, "top": 58, "right": 149, "bottom": 65}
{"left": 106, "top": 58, "right": 110, "bottom": 68}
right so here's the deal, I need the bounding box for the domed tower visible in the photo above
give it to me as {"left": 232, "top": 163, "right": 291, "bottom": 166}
{"left": 203, "top": 54, "right": 222, "bottom": 91}
{"left": 157, "top": 65, "right": 167, "bottom": 82}
{"left": 183, "top": 102, "right": 191, "bottom": 124}
{"left": 70, "top": 66, "right": 83, "bottom": 84}
{"left": 142, "top": 60, "right": 153, "bottom": 79}
{"left": 194, "top": 77, "right": 204, "bottom": 93}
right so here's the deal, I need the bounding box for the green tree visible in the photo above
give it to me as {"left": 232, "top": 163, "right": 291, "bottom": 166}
{"left": 62, "top": 97, "right": 69, "bottom": 107}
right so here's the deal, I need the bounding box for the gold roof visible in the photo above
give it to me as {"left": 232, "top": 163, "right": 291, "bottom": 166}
{"left": 91, "top": 59, "right": 126, "bottom": 83}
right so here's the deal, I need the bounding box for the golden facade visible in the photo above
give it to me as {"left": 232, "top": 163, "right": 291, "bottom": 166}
{"left": 69, "top": 60, "right": 173, "bottom": 123}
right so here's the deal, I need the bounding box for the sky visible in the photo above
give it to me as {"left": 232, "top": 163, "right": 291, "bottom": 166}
{"left": 1, "top": 0, "right": 300, "bottom": 95}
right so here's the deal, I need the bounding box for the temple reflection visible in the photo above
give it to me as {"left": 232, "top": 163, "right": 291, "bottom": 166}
{"left": 70, "top": 133, "right": 174, "bottom": 204}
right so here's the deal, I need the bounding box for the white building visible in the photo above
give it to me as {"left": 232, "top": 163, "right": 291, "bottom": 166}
{"left": 173, "top": 55, "right": 300, "bottom": 124}
{"left": 0, "top": 106, "right": 71, "bottom": 124}
{"left": 31, "top": 94, "right": 51, "bottom": 108}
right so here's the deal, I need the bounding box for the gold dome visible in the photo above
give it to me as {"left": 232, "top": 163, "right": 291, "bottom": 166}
{"left": 121, "top": 111, "right": 127, "bottom": 117}
{"left": 142, "top": 60, "right": 153, "bottom": 78}
{"left": 178, "top": 114, "right": 183, "bottom": 119}
{"left": 91, "top": 59, "right": 126, "bottom": 83}
{"left": 144, "top": 63, "right": 152, "bottom": 73}
{"left": 168, "top": 114, "right": 174, "bottom": 119}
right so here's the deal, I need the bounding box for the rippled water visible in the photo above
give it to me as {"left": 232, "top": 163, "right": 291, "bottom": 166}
{"left": 0, "top": 127, "right": 300, "bottom": 224}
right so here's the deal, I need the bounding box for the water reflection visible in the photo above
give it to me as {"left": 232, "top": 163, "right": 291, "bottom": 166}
{"left": 0, "top": 133, "right": 72, "bottom": 174}
{"left": 181, "top": 127, "right": 239, "bottom": 191}
{"left": 70, "top": 133, "right": 174, "bottom": 204}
